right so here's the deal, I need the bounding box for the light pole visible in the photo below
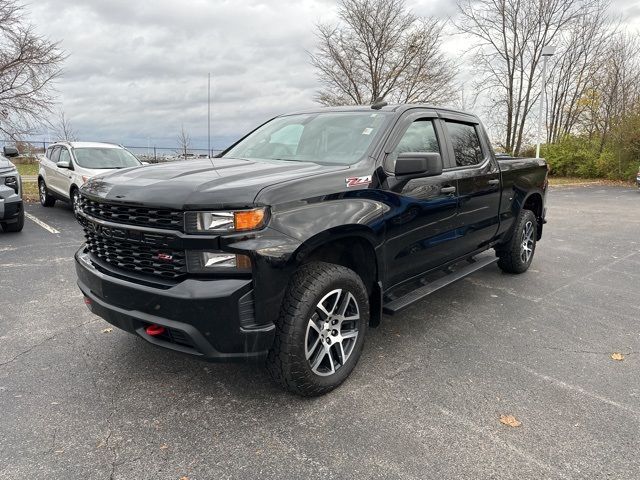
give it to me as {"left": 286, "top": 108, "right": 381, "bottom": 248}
{"left": 207, "top": 72, "right": 211, "bottom": 158}
{"left": 536, "top": 45, "right": 556, "bottom": 159}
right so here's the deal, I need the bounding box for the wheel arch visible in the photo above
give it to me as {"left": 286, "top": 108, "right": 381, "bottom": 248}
{"left": 522, "top": 191, "right": 544, "bottom": 240}
{"left": 294, "top": 227, "right": 384, "bottom": 327}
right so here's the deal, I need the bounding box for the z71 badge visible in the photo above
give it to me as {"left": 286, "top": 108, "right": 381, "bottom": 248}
{"left": 345, "top": 175, "right": 372, "bottom": 188}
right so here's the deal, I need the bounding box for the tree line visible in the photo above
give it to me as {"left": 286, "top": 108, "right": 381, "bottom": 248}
{"left": 311, "top": 0, "right": 640, "bottom": 179}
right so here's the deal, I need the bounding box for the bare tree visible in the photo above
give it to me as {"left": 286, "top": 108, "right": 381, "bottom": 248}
{"left": 0, "top": 0, "right": 65, "bottom": 138}
{"left": 546, "top": 0, "right": 613, "bottom": 143}
{"left": 456, "top": 0, "right": 587, "bottom": 155}
{"left": 53, "top": 110, "right": 77, "bottom": 141}
{"left": 176, "top": 125, "right": 191, "bottom": 159}
{"left": 310, "top": 0, "right": 457, "bottom": 106}
{"left": 587, "top": 32, "right": 640, "bottom": 151}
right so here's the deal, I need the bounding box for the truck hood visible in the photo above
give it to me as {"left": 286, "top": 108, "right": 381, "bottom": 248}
{"left": 81, "top": 158, "right": 347, "bottom": 209}
{"left": 0, "top": 157, "right": 17, "bottom": 174}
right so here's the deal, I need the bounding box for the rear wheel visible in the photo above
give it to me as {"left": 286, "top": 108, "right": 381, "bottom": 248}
{"left": 39, "top": 179, "right": 55, "bottom": 207}
{"left": 496, "top": 209, "right": 537, "bottom": 274}
{"left": 267, "top": 262, "right": 369, "bottom": 396}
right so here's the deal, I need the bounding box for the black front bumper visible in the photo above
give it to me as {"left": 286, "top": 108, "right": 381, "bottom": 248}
{"left": 75, "top": 248, "right": 275, "bottom": 362}
{"left": 0, "top": 188, "right": 22, "bottom": 222}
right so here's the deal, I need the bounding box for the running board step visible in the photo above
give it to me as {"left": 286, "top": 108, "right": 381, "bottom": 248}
{"left": 383, "top": 256, "right": 498, "bottom": 315}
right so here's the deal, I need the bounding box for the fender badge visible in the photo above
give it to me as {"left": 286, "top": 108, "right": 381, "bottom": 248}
{"left": 345, "top": 176, "right": 372, "bottom": 188}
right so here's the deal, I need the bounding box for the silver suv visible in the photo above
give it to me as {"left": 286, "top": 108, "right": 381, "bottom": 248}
{"left": 38, "top": 142, "right": 142, "bottom": 216}
{"left": 0, "top": 146, "right": 23, "bottom": 232}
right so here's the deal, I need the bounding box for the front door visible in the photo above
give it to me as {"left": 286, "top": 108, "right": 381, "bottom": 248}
{"left": 379, "top": 112, "right": 462, "bottom": 288}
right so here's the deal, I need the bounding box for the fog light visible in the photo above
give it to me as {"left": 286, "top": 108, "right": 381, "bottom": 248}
{"left": 186, "top": 251, "right": 252, "bottom": 273}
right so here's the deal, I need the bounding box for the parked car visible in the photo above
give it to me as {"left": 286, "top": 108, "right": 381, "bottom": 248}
{"left": 38, "top": 142, "right": 143, "bottom": 216}
{"left": 75, "top": 104, "right": 548, "bottom": 396}
{"left": 0, "top": 146, "right": 24, "bottom": 232}
{"left": 636, "top": 165, "right": 640, "bottom": 189}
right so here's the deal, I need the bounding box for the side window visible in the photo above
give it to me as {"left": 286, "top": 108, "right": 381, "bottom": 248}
{"left": 386, "top": 119, "right": 440, "bottom": 172}
{"left": 50, "top": 146, "right": 61, "bottom": 163}
{"left": 446, "top": 122, "right": 484, "bottom": 167}
{"left": 46, "top": 146, "right": 53, "bottom": 159}
{"left": 58, "top": 148, "right": 71, "bottom": 164}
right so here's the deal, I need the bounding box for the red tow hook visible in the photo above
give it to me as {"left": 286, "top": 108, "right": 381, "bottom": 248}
{"left": 145, "top": 324, "right": 166, "bottom": 336}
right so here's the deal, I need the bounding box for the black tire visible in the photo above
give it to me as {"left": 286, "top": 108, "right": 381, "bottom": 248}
{"left": 71, "top": 187, "right": 81, "bottom": 219}
{"left": 2, "top": 208, "right": 24, "bottom": 232}
{"left": 39, "top": 179, "right": 55, "bottom": 207}
{"left": 267, "top": 261, "right": 369, "bottom": 396}
{"left": 496, "top": 209, "right": 537, "bottom": 274}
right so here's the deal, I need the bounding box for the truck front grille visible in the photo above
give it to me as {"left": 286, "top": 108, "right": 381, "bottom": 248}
{"left": 81, "top": 197, "right": 184, "bottom": 231}
{"left": 84, "top": 229, "right": 187, "bottom": 280}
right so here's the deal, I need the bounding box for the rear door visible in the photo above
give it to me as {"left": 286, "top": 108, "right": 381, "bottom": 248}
{"left": 441, "top": 115, "right": 501, "bottom": 254}
{"left": 55, "top": 147, "right": 73, "bottom": 198}
{"left": 43, "top": 146, "right": 63, "bottom": 194}
{"left": 380, "top": 110, "right": 463, "bottom": 288}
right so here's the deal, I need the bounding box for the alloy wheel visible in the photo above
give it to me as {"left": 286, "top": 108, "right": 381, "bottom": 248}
{"left": 39, "top": 182, "right": 46, "bottom": 203}
{"left": 520, "top": 220, "right": 534, "bottom": 263}
{"left": 304, "top": 288, "right": 360, "bottom": 377}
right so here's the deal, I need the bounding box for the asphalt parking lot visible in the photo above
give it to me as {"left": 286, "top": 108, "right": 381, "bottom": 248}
{"left": 1, "top": 185, "right": 639, "bottom": 480}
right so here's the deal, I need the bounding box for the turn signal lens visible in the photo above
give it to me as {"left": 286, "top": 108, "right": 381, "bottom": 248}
{"left": 187, "top": 208, "right": 267, "bottom": 233}
{"left": 234, "top": 209, "right": 265, "bottom": 231}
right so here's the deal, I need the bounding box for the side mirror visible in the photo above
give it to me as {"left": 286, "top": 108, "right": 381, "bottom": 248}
{"left": 394, "top": 152, "right": 443, "bottom": 177}
{"left": 57, "top": 160, "right": 71, "bottom": 169}
{"left": 3, "top": 146, "right": 19, "bottom": 158}
{"left": 141, "top": 161, "right": 149, "bottom": 165}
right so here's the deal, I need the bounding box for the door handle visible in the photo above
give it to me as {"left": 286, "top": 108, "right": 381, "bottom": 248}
{"left": 487, "top": 179, "right": 500, "bottom": 185}
{"left": 441, "top": 186, "right": 456, "bottom": 194}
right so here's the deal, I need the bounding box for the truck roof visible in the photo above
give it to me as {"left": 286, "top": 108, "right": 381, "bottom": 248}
{"left": 284, "top": 104, "right": 477, "bottom": 118}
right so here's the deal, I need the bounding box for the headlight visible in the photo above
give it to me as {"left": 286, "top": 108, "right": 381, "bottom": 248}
{"left": 185, "top": 208, "right": 267, "bottom": 233}
{"left": 186, "top": 251, "right": 252, "bottom": 273}
{"left": 4, "top": 175, "right": 18, "bottom": 194}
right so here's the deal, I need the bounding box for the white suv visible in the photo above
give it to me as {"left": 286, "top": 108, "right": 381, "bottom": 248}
{"left": 38, "top": 142, "right": 143, "bottom": 216}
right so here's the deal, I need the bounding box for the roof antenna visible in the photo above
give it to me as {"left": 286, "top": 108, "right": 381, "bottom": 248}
{"left": 371, "top": 97, "right": 387, "bottom": 110}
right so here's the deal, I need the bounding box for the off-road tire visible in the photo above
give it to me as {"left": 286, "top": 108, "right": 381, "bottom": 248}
{"left": 39, "top": 179, "right": 56, "bottom": 207}
{"left": 496, "top": 209, "right": 537, "bottom": 274}
{"left": 266, "top": 262, "right": 369, "bottom": 396}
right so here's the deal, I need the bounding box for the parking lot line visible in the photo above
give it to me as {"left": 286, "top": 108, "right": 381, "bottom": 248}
{"left": 24, "top": 212, "right": 60, "bottom": 234}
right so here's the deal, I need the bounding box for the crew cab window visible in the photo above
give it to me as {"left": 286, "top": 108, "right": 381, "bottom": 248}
{"left": 446, "top": 122, "right": 484, "bottom": 167}
{"left": 386, "top": 119, "right": 440, "bottom": 172}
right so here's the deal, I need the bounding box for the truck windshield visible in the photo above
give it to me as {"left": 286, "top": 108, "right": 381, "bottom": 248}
{"left": 73, "top": 148, "right": 141, "bottom": 169}
{"left": 223, "top": 112, "right": 389, "bottom": 165}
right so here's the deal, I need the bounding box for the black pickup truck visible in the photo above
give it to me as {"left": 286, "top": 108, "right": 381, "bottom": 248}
{"left": 75, "top": 104, "right": 548, "bottom": 396}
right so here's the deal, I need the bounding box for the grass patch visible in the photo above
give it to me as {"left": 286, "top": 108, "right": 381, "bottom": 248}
{"left": 21, "top": 180, "right": 39, "bottom": 202}
{"left": 548, "top": 176, "right": 635, "bottom": 187}
{"left": 16, "top": 163, "right": 39, "bottom": 176}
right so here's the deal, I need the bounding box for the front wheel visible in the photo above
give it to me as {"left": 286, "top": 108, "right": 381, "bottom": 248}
{"left": 39, "top": 179, "right": 56, "bottom": 207}
{"left": 496, "top": 209, "right": 538, "bottom": 274}
{"left": 267, "top": 262, "right": 369, "bottom": 396}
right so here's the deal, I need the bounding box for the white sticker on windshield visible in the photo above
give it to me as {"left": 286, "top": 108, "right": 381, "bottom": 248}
{"left": 362, "top": 128, "right": 373, "bottom": 135}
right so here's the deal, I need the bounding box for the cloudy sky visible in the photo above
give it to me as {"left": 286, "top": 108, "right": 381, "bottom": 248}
{"left": 28, "top": 0, "right": 640, "bottom": 152}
